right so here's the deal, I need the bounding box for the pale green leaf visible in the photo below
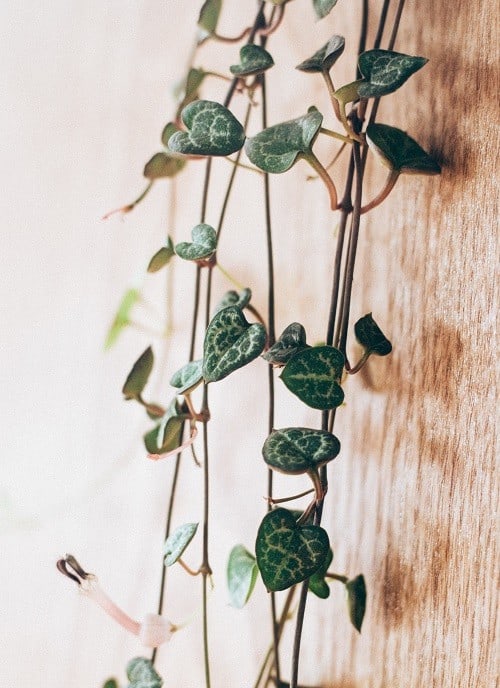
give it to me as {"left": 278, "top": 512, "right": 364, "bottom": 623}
{"left": 105, "top": 289, "right": 140, "bottom": 349}
{"left": 227, "top": 545, "right": 258, "bottom": 608}
{"left": 312, "top": 0, "right": 338, "bottom": 19}
{"left": 147, "top": 238, "right": 175, "bottom": 273}
{"left": 296, "top": 34, "right": 344, "bottom": 73}
{"left": 175, "top": 223, "right": 217, "bottom": 261}
{"left": 198, "top": 0, "right": 222, "bottom": 35}
{"left": 170, "top": 359, "right": 204, "bottom": 395}
{"left": 143, "top": 152, "right": 185, "bottom": 180}
{"left": 122, "top": 347, "right": 154, "bottom": 400}
{"left": 126, "top": 657, "right": 163, "bottom": 688}
{"left": 164, "top": 522, "right": 199, "bottom": 566}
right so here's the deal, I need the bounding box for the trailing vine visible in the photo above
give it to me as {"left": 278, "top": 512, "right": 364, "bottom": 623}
{"left": 57, "top": 2, "right": 440, "bottom": 687}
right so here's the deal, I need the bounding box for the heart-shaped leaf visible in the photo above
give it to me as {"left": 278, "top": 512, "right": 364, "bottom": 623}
{"left": 263, "top": 427, "right": 340, "bottom": 475}
{"left": 105, "top": 288, "right": 140, "bottom": 349}
{"left": 312, "top": 0, "right": 338, "bottom": 19}
{"left": 227, "top": 544, "right": 258, "bottom": 608}
{"left": 175, "top": 223, "right": 217, "bottom": 261}
{"left": 345, "top": 574, "right": 367, "bottom": 632}
{"left": 103, "top": 680, "right": 119, "bottom": 688}
{"left": 280, "top": 346, "right": 344, "bottom": 410}
{"left": 164, "top": 522, "right": 198, "bottom": 567}
{"left": 296, "top": 35, "right": 345, "bottom": 73}
{"left": 170, "top": 359, "right": 204, "bottom": 395}
{"left": 143, "top": 152, "right": 185, "bottom": 180}
{"left": 168, "top": 100, "right": 246, "bottom": 157}
{"left": 255, "top": 508, "right": 330, "bottom": 591}
{"left": 230, "top": 45, "right": 274, "bottom": 77}
{"left": 147, "top": 238, "right": 175, "bottom": 273}
{"left": 144, "top": 399, "right": 185, "bottom": 454}
{"left": 198, "top": 0, "right": 222, "bottom": 36}
{"left": 308, "top": 547, "right": 333, "bottom": 599}
{"left": 213, "top": 287, "right": 252, "bottom": 314}
{"left": 245, "top": 110, "right": 323, "bottom": 174}
{"left": 354, "top": 313, "right": 392, "bottom": 356}
{"left": 203, "top": 306, "right": 266, "bottom": 383}
{"left": 126, "top": 657, "right": 163, "bottom": 688}
{"left": 262, "top": 322, "right": 309, "bottom": 366}
{"left": 122, "top": 347, "right": 154, "bottom": 400}
{"left": 366, "top": 123, "right": 441, "bottom": 175}
{"left": 358, "top": 50, "right": 428, "bottom": 98}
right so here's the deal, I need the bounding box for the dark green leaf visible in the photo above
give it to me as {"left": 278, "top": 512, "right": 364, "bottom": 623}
{"left": 255, "top": 508, "right": 330, "bottom": 591}
{"left": 213, "top": 287, "right": 252, "bottom": 314}
{"left": 227, "top": 544, "right": 258, "bottom": 608}
{"left": 126, "top": 657, "right": 163, "bottom": 688}
{"left": 144, "top": 399, "right": 185, "bottom": 454}
{"left": 308, "top": 547, "right": 333, "bottom": 599}
{"left": 168, "top": 100, "right": 245, "bottom": 157}
{"left": 358, "top": 50, "right": 427, "bottom": 98}
{"left": 280, "top": 346, "right": 344, "bottom": 410}
{"left": 312, "top": 0, "right": 338, "bottom": 19}
{"left": 198, "top": 0, "right": 222, "bottom": 36}
{"left": 143, "top": 152, "right": 185, "bottom": 180}
{"left": 230, "top": 45, "right": 274, "bottom": 77}
{"left": 105, "top": 288, "right": 140, "bottom": 349}
{"left": 296, "top": 35, "right": 344, "bottom": 73}
{"left": 366, "top": 123, "right": 441, "bottom": 175}
{"left": 263, "top": 427, "right": 340, "bottom": 475}
{"left": 345, "top": 574, "right": 367, "bottom": 632}
{"left": 147, "top": 238, "right": 175, "bottom": 273}
{"left": 175, "top": 223, "right": 217, "bottom": 261}
{"left": 122, "top": 347, "right": 154, "bottom": 400}
{"left": 262, "top": 322, "right": 309, "bottom": 366}
{"left": 164, "top": 522, "right": 198, "bottom": 567}
{"left": 245, "top": 110, "right": 323, "bottom": 174}
{"left": 354, "top": 313, "right": 392, "bottom": 356}
{"left": 170, "top": 359, "right": 204, "bottom": 395}
{"left": 103, "top": 680, "right": 119, "bottom": 688}
{"left": 161, "top": 122, "right": 180, "bottom": 147}
{"left": 203, "top": 306, "right": 266, "bottom": 383}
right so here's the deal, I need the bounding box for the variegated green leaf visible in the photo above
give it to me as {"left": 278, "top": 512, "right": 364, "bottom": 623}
{"left": 143, "top": 152, "right": 185, "bottom": 180}
{"left": 255, "top": 508, "right": 330, "bottom": 591}
{"left": 170, "top": 359, "right": 204, "bottom": 395}
{"left": 296, "top": 34, "right": 344, "bottom": 73}
{"left": 164, "top": 522, "right": 198, "bottom": 567}
{"left": 126, "top": 657, "right": 163, "bottom": 688}
{"left": 122, "top": 347, "right": 154, "bottom": 400}
{"left": 366, "top": 123, "right": 441, "bottom": 175}
{"left": 280, "top": 346, "right": 344, "bottom": 409}
{"left": 147, "top": 238, "right": 175, "bottom": 273}
{"left": 175, "top": 223, "right": 217, "bottom": 261}
{"left": 358, "top": 50, "right": 427, "bottom": 98}
{"left": 203, "top": 306, "right": 266, "bottom": 383}
{"left": 312, "top": 0, "right": 338, "bottom": 19}
{"left": 245, "top": 110, "right": 323, "bottom": 174}
{"left": 354, "top": 313, "right": 392, "bottom": 356}
{"left": 168, "top": 100, "right": 245, "bottom": 157}
{"left": 263, "top": 427, "right": 340, "bottom": 475}
{"left": 230, "top": 44, "right": 274, "bottom": 77}
{"left": 227, "top": 544, "right": 258, "bottom": 608}
{"left": 262, "top": 322, "right": 309, "bottom": 366}
{"left": 213, "top": 287, "right": 252, "bottom": 314}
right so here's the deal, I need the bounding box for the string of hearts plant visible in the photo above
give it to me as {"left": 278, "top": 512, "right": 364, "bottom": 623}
{"left": 57, "top": 2, "right": 440, "bottom": 687}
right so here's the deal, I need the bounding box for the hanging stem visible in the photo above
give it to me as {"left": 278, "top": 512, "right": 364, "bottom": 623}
{"left": 360, "top": 169, "right": 399, "bottom": 214}
{"left": 303, "top": 152, "right": 338, "bottom": 210}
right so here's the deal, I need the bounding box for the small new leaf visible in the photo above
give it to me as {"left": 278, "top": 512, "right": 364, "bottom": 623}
{"left": 148, "top": 238, "right": 175, "bottom": 273}
{"left": 358, "top": 50, "right": 428, "bottom": 98}
{"left": 366, "top": 123, "right": 441, "bottom": 175}
{"left": 345, "top": 574, "right": 367, "bottom": 633}
{"left": 354, "top": 313, "right": 392, "bottom": 356}
{"left": 256, "top": 508, "right": 330, "bottom": 591}
{"left": 122, "top": 347, "right": 154, "bottom": 400}
{"left": 103, "top": 681, "right": 119, "bottom": 688}
{"left": 227, "top": 544, "right": 258, "bottom": 608}
{"left": 230, "top": 44, "right": 274, "bottom": 77}
{"left": 170, "top": 359, "right": 204, "bottom": 395}
{"left": 126, "top": 657, "right": 163, "bottom": 688}
{"left": 203, "top": 306, "right": 266, "bottom": 383}
{"left": 262, "top": 322, "right": 309, "bottom": 366}
{"left": 245, "top": 110, "right": 323, "bottom": 174}
{"left": 164, "top": 522, "right": 199, "bottom": 567}
{"left": 198, "top": 0, "right": 222, "bottom": 36}
{"left": 143, "top": 152, "right": 185, "bottom": 180}
{"left": 175, "top": 223, "right": 217, "bottom": 261}
{"left": 213, "top": 288, "right": 252, "bottom": 314}
{"left": 105, "top": 288, "right": 140, "bottom": 349}
{"left": 308, "top": 547, "right": 333, "bottom": 599}
{"left": 263, "top": 427, "right": 340, "bottom": 475}
{"left": 280, "top": 346, "right": 345, "bottom": 410}
{"left": 144, "top": 399, "right": 185, "bottom": 454}
{"left": 168, "top": 100, "right": 246, "bottom": 157}
{"left": 296, "top": 35, "right": 345, "bottom": 73}
{"left": 312, "top": 0, "right": 339, "bottom": 19}
{"left": 161, "top": 122, "right": 180, "bottom": 147}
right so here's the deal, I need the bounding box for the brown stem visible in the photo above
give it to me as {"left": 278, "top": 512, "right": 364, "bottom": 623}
{"left": 360, "top": 169, "right": 399, "bottom": 214}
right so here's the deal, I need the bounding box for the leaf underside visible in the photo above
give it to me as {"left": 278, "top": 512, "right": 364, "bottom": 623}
{"left": 354, "top": 313, "right": 392, "bottom": 356}
{"left": 296, "top": 34, "right": 345, "bottom": 73}
{"left": 227, "top": 544, "right": 258, "bottom": 608}
{"left": 175, "top": 223, "right": 217, "bottom": 261}
{"left": 262, "top": 322, "right": 309, "bottom": 366}
{"left": 122, "top": 347, "right": 154, "bottom": 399}
{"left": 230, "top": 44, "right": 274, "bottom": 77}
{"left": 345, "top": 574, "right": 367, "bottom": 632}
{"left": 366, "top": 123, "right": 441, "bottom": 175}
